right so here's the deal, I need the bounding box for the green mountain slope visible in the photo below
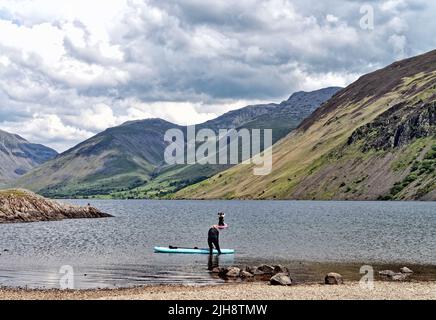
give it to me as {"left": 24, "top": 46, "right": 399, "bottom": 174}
{"left": 13, "top": 119, "right": 181, "bottom": 197}
{"left": 110, "top": 88, "right": 341, "bottom": 198}
{"left": 175, "top": 49, "right": 436, "bottom": 200}
{"left": 14, "top": 88, "right": 339, "bottom": 198}
{"left": 0, "top": 130, "right": 58, "bottom": 185}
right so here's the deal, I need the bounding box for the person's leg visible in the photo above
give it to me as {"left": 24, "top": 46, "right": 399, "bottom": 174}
{"left": 208, "top": 254, "right": 213, "bottom": 270}
{"left": 213, "top": 239, "right": 221, "bottom": 255}
{"left": 208, "top": 238, "right": 214, "bottom": 255}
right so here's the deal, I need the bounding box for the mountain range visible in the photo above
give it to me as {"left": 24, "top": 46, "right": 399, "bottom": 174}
{"left": 4, "top": 50, "right": 436, "bottom": 201}
{"left": 0, "top": 130, "right": 57, "bottom": 186}
{"left": 176, "top": 49, "right": 436, "bottom": 200}
{"left": 9, "top": 87, "right": 340, "bottom": 198}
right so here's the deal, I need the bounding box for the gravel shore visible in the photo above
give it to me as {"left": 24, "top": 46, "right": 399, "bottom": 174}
{"left": 1, "top": 281, "right": 435, "bottom": 300}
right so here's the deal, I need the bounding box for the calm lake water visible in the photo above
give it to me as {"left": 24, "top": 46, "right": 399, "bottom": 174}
{"left": 0, "top": 200, "right": 435, "bottom": 289}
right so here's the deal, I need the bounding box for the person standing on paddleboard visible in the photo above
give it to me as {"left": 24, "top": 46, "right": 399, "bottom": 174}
{"left": 208, "top": 225, "right": 222, "bottom": 255}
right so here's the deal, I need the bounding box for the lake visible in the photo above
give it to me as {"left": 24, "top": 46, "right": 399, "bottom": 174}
{"left": 0, "top": 200, "right": 435, "bottom": 289}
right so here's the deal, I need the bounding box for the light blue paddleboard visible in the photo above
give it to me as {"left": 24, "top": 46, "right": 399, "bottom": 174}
{"left": 154, "top": 246, "right": 235, "bottom": 255}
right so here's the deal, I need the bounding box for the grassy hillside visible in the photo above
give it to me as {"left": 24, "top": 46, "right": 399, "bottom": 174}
{"left": 175, "top": 50, "right": 436, "bottom": 200}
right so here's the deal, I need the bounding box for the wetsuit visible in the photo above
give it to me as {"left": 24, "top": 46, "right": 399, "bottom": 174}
{"left": 208, "top": 227, "right": 221, "bottom": 255}
{"left": 218, "top": 216, "right": 225, "bottom": 226}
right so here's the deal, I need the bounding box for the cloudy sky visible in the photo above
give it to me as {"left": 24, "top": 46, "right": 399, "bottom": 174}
{"left": 0, "top": 0, "right": 435, "bottom": 151}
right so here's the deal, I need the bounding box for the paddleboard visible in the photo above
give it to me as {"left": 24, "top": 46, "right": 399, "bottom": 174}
{"left": 154, "top": 246, "right": 235, "bottom": 254}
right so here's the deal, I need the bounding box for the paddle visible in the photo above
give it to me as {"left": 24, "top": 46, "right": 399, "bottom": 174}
{"left": 169, "top": 245, "right": 208, "bottom": 250}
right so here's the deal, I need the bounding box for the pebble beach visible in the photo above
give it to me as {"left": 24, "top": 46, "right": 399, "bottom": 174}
{"left": 1, "top": 281, "right": 435, "bottom": 300}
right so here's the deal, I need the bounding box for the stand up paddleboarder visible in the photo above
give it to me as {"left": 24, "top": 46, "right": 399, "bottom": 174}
{"left": 208, "top": 225, "right": 222, "bottom": 255}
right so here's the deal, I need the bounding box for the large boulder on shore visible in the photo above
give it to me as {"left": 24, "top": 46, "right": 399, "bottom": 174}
{"left": 0, "top": 189, "right": 111, "bottom": 224}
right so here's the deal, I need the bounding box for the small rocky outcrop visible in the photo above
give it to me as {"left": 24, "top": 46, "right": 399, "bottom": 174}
{"left": 0, "top": 189, "right": 111, "bottom": 224}
{"left": 347, "top": 102, "right": 436, "bottom": 151}
{"left": 324, "top": 272, "right": 344, "bottom": 285}
{"left": 270, "top": 273, "right": 293, "bottom": 286}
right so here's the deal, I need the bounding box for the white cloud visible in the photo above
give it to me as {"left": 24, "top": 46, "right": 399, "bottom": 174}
{"left": 388, "top": 34, "right": 408, "bottom": 59}
{"left": 1, "top": 114, "right": 93, "bottom": 151}
{"left": 69, "top": 103, "right": 118, "bottom": 131}
{"left": 380, "top": 0, "right": 407, "bottom": 13}
{"left": 326, "top": 14, "right": 339, "bottom": 23}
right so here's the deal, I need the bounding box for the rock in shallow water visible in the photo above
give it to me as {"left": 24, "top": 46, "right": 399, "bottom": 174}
{"left": 379, "top": 270, "right": 410, "bottom": 281}
{"left": 211, "top": 267, "right": 221, "bottom": 274}
{"left": 325, "top": 272, "right": 344, "bottom": 285}
{"left": 379, "top": 270, "right": 396, "bottom": 277}
{"left": 240, "top": 271, "right": 254, "bottom": 279}
{"left": 390, "top": 273, "right": 409, "bottom": 281}
{"left": 400, "top": 267, "right": 413, "bottom": 274}
{"left": 254, "top": 264, "right": 275, "bottom": 275}
{"left": 270, "top": 273, "right": 293, "bottom": 286}
{"left": 273, "top": 265, "right": 289, "bottom": 275}
{"left": 225, "top": 267, "right": 241, "bottom": 278}
{"left": 244, "top": 266, "right": 255, "bottom": 274}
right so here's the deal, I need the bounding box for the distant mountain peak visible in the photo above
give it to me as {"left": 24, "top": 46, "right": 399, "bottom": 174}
{"left": 120, "top": 117, "right": 179, "bottom": 128}
{"left": 286, "top": 86, "right": 343, "bottom": 100}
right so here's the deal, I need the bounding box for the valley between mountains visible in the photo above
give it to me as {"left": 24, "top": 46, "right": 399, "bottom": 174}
{"left": 7, "top": 88, "right": 340, "bottom": 199}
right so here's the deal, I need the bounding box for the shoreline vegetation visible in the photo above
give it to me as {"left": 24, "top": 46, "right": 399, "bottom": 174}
{"left": 0, "top": 189, "right": 111, "bottom": 224}
{"left": 0, "top": 281, "right": 435, "bottom": 300}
